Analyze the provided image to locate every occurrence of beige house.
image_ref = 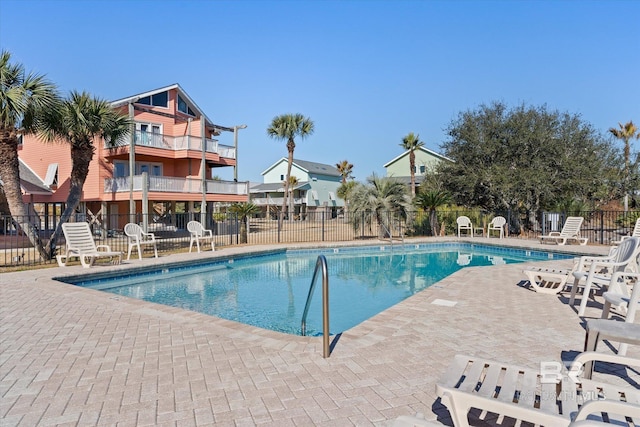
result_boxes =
[384,146,452,189]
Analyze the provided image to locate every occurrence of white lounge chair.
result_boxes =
[187,220,214,253]
[540,216,588,246]
[435,351,640,427]
[612,217,640,245]
[523,265,574,294]
[57,222,122,268]
[392,401,640,427]
[486,216,506,239]
[456,216,473,238]
[124,223,158,260]
[569,237,640,316]
[523,245,620,295]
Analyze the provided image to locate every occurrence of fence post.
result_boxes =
[599,211,604,245]
[321,211,325,242]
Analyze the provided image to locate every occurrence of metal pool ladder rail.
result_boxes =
[301,255,331,358]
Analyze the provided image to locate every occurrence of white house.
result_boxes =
[250,158,344,219]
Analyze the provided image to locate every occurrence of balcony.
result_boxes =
[110,131,236,159]
[251,197,305,206]
[105,175,248,195]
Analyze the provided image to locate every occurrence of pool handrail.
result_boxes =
[301,255,331,358]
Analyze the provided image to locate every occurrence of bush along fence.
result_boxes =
[1,209,638,268]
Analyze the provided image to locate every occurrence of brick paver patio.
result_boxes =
[1,238,638,426]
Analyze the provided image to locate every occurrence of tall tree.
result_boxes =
[348,173,412,238]
[335,159,354,184]
[267,114,314,228]
[0,50,61,259]
[414,189,451,236]
[439,101,618,226]
[609,121,640,211]
[337,180,357,218]
[400,132,424,197]
[39,91,130,256]
[229,202,260,243]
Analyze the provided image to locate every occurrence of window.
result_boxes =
[280,175,285,181]
[177,95,196,116]
[136,91,168,108]
[114,162,128,177]
[419,165,425,174]
[136,122,162,145]
[136,162,162,176]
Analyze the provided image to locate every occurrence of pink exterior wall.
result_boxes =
[17,86,246,209]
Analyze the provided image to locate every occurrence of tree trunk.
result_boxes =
[45,143,94,257]
[239,216,248,243]
[0,128,48,260]
[429,209,439,236]
[279,139,295,228]
[410,150,416,197]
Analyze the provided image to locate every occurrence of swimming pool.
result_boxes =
[57,242,572,336]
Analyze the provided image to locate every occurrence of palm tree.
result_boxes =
[229,202,260,243]
[609,121,640,211]
[414,189,451,236]
[0,50,61,259]
[337,180,357,218]
[335,160,354,184]
[348,173,412,238]
[267,114,314,228]
[39,90,130,256]
[400,132,425,197]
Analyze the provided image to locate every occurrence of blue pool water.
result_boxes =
[59,243,572,336]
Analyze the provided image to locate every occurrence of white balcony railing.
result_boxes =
[111,131,236,159]
[105,175,248,195]
[251,197,305,206]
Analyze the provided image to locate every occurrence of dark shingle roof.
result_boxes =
[292,159,341,177]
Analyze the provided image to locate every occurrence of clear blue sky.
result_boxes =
[2,0,639,183]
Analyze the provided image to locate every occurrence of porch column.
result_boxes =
[142,171,149,232]
[128,102,136,222]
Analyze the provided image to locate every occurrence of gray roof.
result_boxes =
[292,159,341,177]
[19,160,52,195]
[262,158,341,178]
[250,181,309,193]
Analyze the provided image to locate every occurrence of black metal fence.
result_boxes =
[1,209,638,268]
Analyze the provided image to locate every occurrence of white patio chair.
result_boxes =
[187,220,215,253]
[57,222,122,268]
[540,216,588,246]
[456,252,472,266]
[435,351,640,427]
[486,216,506,238]
[569,236,640,316]
[612,217,640,245]
[124,223,158,260]
[456,216,473,238]
[599,268,640,355]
